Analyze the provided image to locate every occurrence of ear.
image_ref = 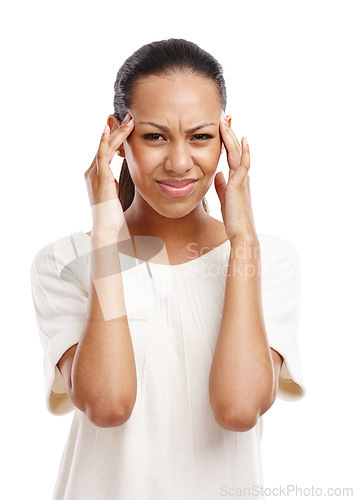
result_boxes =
[107,114,126,158]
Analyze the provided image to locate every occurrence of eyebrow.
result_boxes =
[138,121,217,133]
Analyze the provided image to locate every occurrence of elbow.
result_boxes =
[214,404,260,432]
[86,398,136,428]
[70,380,137,428]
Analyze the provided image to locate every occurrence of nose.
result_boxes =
[164,140,194,174]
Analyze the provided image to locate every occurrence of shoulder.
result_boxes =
[33,231,89,258]
[31,231,90,284]
[257,233,301,276]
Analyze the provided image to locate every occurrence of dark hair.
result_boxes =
[113,38,227,212]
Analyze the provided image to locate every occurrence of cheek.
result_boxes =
[197,143,222,171]
[123,140,155,188]
[125,136,221,175]
[125,137,160,167]
[124,136,141,163]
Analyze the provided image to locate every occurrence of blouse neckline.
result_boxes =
[78,231,230,269]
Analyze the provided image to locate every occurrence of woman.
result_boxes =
[30,38,306,499]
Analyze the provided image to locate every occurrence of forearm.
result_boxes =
[209,235,274,429]
[71,230,137,421]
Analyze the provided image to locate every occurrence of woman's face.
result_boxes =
[122,73,223,219]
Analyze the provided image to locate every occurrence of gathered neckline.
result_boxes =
[78,231,230,269]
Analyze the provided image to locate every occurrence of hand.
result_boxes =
[214,111,258,242]
[84,113,135,235]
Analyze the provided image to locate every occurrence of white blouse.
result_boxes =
[30,230,306,500]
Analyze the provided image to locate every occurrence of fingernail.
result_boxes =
[126,117,134,126]
[103,124,110,134]
[122,113,131,124]
[221,111,228,123]
[244,136,248,147]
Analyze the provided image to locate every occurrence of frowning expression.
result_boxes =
[122,72,223,218]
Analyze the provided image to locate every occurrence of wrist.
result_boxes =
[91,228,122,249]
[229,232,259,248]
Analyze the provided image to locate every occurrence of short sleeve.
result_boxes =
[259,234,306,402]
[30,232,89,416]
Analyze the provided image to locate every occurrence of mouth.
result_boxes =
[156,180,198,198]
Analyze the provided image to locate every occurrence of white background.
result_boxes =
[1,0,353,498]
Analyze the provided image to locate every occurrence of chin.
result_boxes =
[156,205,201,219]
[147,197,203,219]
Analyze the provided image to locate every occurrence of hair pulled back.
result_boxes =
[113,38,227,212]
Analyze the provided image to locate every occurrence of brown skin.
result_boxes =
[107,73,229,260]
[58,72,283,429]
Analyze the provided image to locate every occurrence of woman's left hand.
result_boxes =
[214,111,258,243]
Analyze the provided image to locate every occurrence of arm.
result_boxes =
[66,231,137,428]
[209,235,281,432]
[66,118,138,427]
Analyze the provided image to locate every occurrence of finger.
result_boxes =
[95,124,112,180]
[219,115,241,170]
[107,114,135,163]
[219,115,241,162]
[214,170,227,204]
[85,123,112,178]
[220,114,242,150]
[231,137,251,188]
[238,136,251,178]
[85,147,101,178]
[226,123,241,152]
[85,116,135,179]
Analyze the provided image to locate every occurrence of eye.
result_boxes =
[143,133,165,141]
[191,134,213,141]
[143,133,213,142]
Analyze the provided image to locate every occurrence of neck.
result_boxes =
[123,192,210,245]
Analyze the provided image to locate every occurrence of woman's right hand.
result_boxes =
[84,113,135,235]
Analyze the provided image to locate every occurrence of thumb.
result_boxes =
[214,171,226,204]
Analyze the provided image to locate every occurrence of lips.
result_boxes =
[157,178,197,187]
[157,179,198,198]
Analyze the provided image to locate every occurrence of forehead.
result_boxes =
[130,74,221,115]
